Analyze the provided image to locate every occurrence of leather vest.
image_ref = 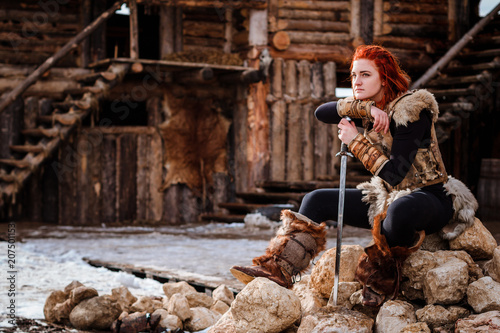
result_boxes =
[363,91,448,192]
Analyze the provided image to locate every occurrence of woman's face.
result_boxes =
[351,59,385,102]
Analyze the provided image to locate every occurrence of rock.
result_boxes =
[300,306,373,333]
[230,277,301,333]
[153,308,183,331]
[423,258,469,305]
[292,276,326,316]
[400,322,431,333]
[167,293,192,321]
[309,245,364,298]
[44,290,69,323]
[375,300,416,333]
[467,277,500,313]
[484,246,500,282]
[415,304,470,329]
[185,291,214,308]
[449,218,497,260]
[70,286,98,304]
[208,311,237,333]
[63,281,84,294]
[163,281,197,298]
[52,298,75,322]
[337,282,361,309]
[184,307,221,332]
[130,296,158,313]
[455,310,500,332]
[211,300,230,315]
[402,250,482,301]
[111,286,138,312]
[212,284,234,306]
[69,295,121,331]
[420,232,449,252]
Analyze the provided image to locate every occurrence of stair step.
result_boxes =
[0,159,32,168]
[427,87,474,98]
[73,71,117,83]
[38,113,82,126]
[427,72,489,87]
[9,145,45,154]
[0,173,16,183]
[21,127,60,137]
[236,191,305,204]
[64,86,103,95]
[199,213,246,223]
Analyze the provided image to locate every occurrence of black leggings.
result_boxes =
[298,188,454,247]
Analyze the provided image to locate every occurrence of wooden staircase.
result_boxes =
[0,63,130,219]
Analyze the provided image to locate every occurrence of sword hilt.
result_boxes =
[336,117,354,157]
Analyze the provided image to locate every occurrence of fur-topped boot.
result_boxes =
[230,210,327,288]
[355,212,425,307]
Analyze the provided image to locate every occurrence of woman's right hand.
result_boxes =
[371,106,389,133]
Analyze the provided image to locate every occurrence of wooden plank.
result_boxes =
[87,130,102,225]
[136,133,150,221]
[323,62,337,100]
[160,4,175,57]
[302,102,314,180]
[286,103,302,181]
[0,97,23,159]
[279,0,350,11]
[101,135,117,223]
[270,100,286,181]
[42,160,59,223]
[212,172,230,214]
[284,59,297,97]
[277,19,349,32]
[117,133,137,221]
[233,85,248,192]
[58,140,78,225]
[163,184,182,224]
[278,9,349,21]
[271,58,283,98]
[148,131,164,221]
[223,8,233,53]
[287,31,350,45]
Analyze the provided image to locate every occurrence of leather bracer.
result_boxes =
[349,134,389,175]
[337,97,375,121]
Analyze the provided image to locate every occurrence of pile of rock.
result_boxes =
[209,217,500,332]
[44,279,234,332]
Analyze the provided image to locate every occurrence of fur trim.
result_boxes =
[357,177,413,226]
[252,210,327,272]
[391,90,439,127]
[357,176,478,239]
[440,176,478,240]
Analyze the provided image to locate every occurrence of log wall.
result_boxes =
[0,0,82,67]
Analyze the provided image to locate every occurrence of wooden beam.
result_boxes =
[0,1,125,115]
[224,8,233,54]
[128,0,139,59]
[160,4,175,57]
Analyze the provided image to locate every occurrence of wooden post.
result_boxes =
[298,60,314,180]
[159,5,175,58]
[175,7,183,52]
[224,8,233,54]
[101,135,117,223]
[373,0,383,37]
[128,0,139,59]
[350,0,361,39]
[0,1,125,115]
[271,100,286,181]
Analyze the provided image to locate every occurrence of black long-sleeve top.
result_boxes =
[314,101,433,187]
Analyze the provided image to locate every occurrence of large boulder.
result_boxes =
[455,311,500,331]
[422,258,469,305]
[298,307,373,333]
[375,300,416,333]
[184,307,221,332]
[449,218,497,260]
[484,246,500,282]
[309,245,364,298]
[230,277,301,333]
[163,281,197,298]
[467,277,500,313]
[69,295,121,331]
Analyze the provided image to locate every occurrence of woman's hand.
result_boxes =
[371,106,389,133]
[338,118,358,145]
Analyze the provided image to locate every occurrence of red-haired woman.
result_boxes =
[230,45,477,306]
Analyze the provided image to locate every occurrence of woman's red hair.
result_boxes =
[350,45,410,109]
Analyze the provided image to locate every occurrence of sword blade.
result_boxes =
[328,147,349,306]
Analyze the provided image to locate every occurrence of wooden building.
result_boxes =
[0,0,499,224]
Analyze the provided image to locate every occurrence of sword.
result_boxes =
[328,116,353,307]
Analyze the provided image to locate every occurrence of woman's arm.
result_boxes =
[314,102,363,127]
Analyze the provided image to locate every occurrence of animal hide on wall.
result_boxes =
[158,91,231,193]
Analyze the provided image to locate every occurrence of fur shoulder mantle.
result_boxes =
[389,89,439,126]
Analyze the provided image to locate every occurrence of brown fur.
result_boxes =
[158,91,231,192]
[355,212,424,306]
[252,210,327,275]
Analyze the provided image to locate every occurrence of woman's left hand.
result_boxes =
[338,118,358,145]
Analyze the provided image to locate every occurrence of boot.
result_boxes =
[355,212,425,307]
[230,210,327,288]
